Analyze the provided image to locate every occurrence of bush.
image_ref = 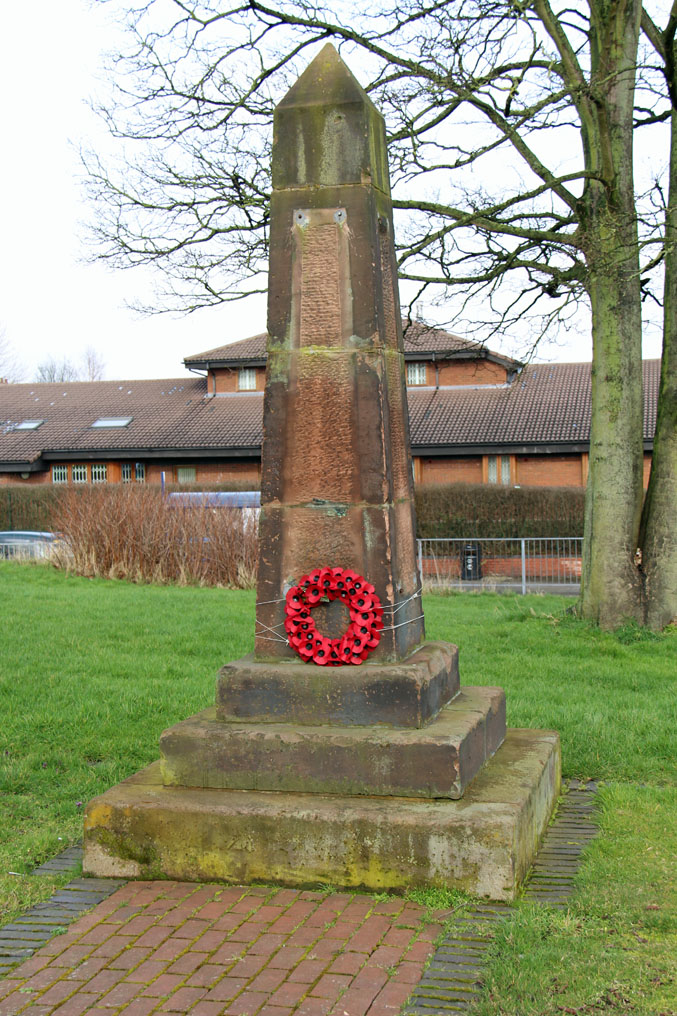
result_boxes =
[414,482,585,538]
[0,486,62,531]
[2,478,583,547]
[0,481,260,533]
[52,485,258,588]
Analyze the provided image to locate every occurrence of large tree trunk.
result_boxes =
[582,249,644,626]
[639,105,677,629]
[578,0,645,627]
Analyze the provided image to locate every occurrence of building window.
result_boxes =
[177,466,196,484]
[406,362,427,386]
[121,463,132,483]
[488,455,511,485]
[91,417,133,428]
[52,465,68,484]
[135,462,145,483]
[91,464,108,484]
[238,368,257,391]
[72,464,88,484]
[14,419,44,430]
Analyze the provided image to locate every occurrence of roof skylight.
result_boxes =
[91,417,133,428]
[14,419,44,430]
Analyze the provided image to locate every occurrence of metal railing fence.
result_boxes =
[417,537,583,595]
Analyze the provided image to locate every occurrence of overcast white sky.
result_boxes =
[0,1,664,383]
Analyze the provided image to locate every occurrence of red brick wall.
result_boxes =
[437,360,508,386]
[0,464,119,486]
[419,457,483,484]
[417,454,585,488]
[2,452,653,490]
[515,455,583,487]
[145,461,260,486]
[195,461,260,485]
[210,367,265,393]
[0,471,50,485]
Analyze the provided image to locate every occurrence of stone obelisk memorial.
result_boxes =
[84,46,560,899]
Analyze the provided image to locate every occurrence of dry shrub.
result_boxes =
[52,485,257,588]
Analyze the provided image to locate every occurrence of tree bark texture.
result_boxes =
[639,105,677,628]
[576,0,645,626]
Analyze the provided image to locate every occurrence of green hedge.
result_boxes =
[0,482,260,532]
[414,482,585,538]
[1,480,585,539]
[0,487,63,532]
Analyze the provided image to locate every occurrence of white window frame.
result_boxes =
[177,466,196,484]
[91,417,132,428]
[52,465,68,484]
[406,362,427,386]
[135,462,146,483]
[14,419,44,430]
[488,455,511,485]
[121,463,132,483]
[91,464,108,484]
[238,368,257,391]
[72,464,88,484]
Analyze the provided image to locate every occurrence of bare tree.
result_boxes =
[0,327,24,383]
[81,345,106,381]
[35,357,81,383]
[87,0,675,628]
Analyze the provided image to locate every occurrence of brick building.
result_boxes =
[0,322,658,488]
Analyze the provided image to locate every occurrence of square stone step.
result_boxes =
[84,727,560,900]
[160,685,505,800]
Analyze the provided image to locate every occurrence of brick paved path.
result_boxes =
[0,882,447,1016]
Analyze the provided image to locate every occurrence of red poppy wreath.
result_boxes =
[284,566,383,666]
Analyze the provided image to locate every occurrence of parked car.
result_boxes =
[0,531,60,560]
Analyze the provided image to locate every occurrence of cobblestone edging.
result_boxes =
[0,780,599,1014]
[402,781,600,1013]
[0,847,123,979]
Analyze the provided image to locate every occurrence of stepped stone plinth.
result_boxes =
[83,45,559,899]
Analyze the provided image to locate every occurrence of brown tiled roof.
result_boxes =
[0,378,262,468]
[185,332,269,364]
[0,361,659,470]
[400,320,513,360]
[184,322,521,368]
[410,360,659,448]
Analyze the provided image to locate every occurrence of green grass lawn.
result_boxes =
[0,563,675,1014]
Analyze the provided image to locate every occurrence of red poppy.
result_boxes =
[282,567,383,666]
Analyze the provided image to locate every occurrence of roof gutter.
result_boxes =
[413,439,655,456]
[183,358,266,371]
[39,447,263,462]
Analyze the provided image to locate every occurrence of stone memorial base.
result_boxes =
[160,685,505,800]
[216,642,461,728]
[83,727,560,901]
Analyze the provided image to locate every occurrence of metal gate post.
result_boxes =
[521,538,527,595]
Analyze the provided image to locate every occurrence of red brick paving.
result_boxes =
[0,882,444,1016]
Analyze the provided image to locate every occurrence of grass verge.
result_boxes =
[0,563,675,1013]
[472,784,677,1016]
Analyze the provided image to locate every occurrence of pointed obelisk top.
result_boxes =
[272,43,389,194]
[277,43,376,111]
